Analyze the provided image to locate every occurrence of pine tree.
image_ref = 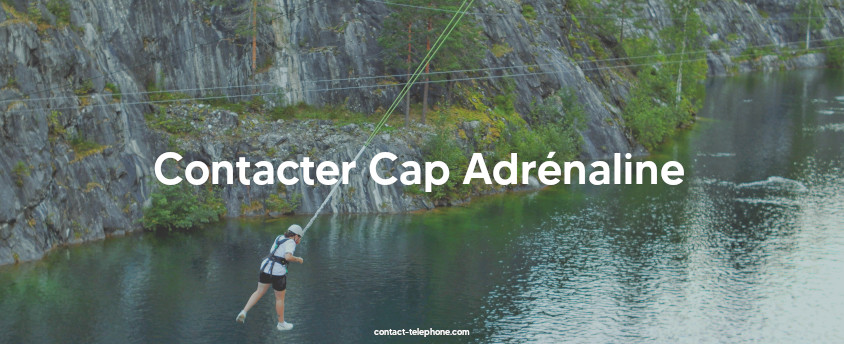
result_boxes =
[607,0,646,47]
[378,3,418,126]
[208,0,277,74]
[378,1,482,126]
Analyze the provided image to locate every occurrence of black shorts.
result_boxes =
[259,272,287,291]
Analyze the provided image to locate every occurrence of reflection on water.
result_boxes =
[1,70,843,343]
[479,69,844,343]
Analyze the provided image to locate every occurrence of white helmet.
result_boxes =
[287,224,304,236]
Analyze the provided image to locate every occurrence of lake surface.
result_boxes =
[1,70,843,343]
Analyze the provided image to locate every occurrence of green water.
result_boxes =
[1,70,843,343]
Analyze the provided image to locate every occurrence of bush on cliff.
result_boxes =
[422,125,471,202]
[620,1,708,150]
[827,38,844,69]
[141,183,225,231]
[520,88,585,163]
[622,64,697,150]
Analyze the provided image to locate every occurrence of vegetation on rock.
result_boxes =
[142,183,226,231]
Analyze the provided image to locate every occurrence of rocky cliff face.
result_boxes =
[162,104,437,216]
[1,0,842,265]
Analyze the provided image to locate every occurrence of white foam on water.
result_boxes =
[696,152,737,157]
[734,197,801,206]
[816,123,844,132]
[836,96,844,102]
[694,177,736,188]
[737,176,809,193]
[812,99,829,104]
[818,110,837,115]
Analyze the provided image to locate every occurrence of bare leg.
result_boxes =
[243,283,271,313]
[275,290,286,323]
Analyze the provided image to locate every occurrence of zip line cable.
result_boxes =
[301,0,476,234]
[11,0,841,102]
[5,40,843,115]
[4,35,842,107]
[6,46,844,115]
[369,0,843,21]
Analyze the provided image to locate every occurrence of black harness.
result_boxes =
[260,235,290,275]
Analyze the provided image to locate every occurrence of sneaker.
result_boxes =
[236,311,246,323]
[277,321,293,331]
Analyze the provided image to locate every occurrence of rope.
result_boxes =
[301,0,476,234]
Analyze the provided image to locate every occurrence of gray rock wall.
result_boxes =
[1,0,842,265]
[166,106,435,215]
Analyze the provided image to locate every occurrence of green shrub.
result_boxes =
[622,35,660,72]
[736,46,775,62]
[142,183,226,231]
[13,161,30,187]
[491,43,513,58]
[422,127,470,202]
[27,3,42,21]
[47,0,71,25]
[256,54,274,73]
[827,38,844,69]
[265,193,301,215]
[709,39,727,52]
[521,4,536,21]
[144,107,196,135]
[48,110,66,139]
[527,88,584,125]
[219,101,246,114]
[267,104,297,120]
[147,78,189,102]
[623,94,676,150]
[493,93,515,116]
[622,66,696,150]
[104,82,121,101]
[68,134,104,157]
[149,91,190,102]
[74,79,93,96]
[485,88,586,178]
[247,96,265,112]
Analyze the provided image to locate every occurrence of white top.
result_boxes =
[260,236,296,276]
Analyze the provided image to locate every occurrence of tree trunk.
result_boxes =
[252,0,257,73]
[422,76,429,124]
[676,7,689,104]
[405,22,412,127]
[805,8,811,50]
[422,18,431,124]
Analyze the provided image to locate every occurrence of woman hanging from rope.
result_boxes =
[236,224,305,331]
[233,0,474,332]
